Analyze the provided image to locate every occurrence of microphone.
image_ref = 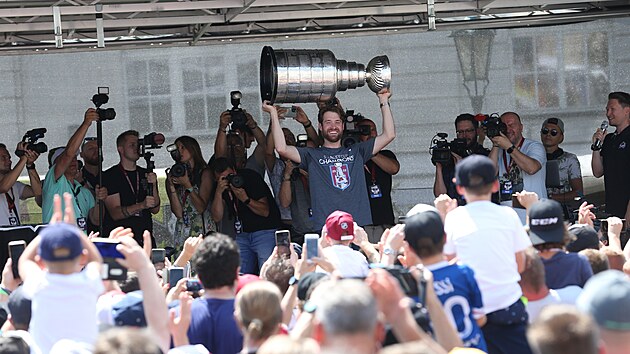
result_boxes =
[591,120,608,151]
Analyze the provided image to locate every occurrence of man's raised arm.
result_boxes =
[263,101,301,164]
[372,88,395,155]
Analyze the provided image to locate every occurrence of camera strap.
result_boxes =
[118,164,140,202]
[502,138,524,175]
[5,188,20,225]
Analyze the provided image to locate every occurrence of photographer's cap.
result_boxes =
[325,211,354,241]
[577,270,630,331]
[542,117,564,133]
[528,199,565,246]
[404,204,444,245]
[39,223,84,262]
[48,146,78,167]
[455,155,497,188]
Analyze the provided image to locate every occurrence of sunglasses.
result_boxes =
[541,127,560,136]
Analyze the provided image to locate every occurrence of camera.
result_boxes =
[429,133,471,166]
[92,87,116,121]
[170,163,189,178]
[138,132,164,195]
[342,110,371,147]
[226,173,245,188]
[229,91,248,132]
[16,128,48,157]
[478,113,507,138]
[296,134,308,148]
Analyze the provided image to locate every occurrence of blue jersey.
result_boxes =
[427,261,487,351]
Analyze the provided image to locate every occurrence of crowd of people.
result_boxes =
[0,89,627,353]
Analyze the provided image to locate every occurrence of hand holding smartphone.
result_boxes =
[8,240,26,279]
[305,233,319,260]
[92,239,127,280]
[275,230,291,257]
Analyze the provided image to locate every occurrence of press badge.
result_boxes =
[8,217,18,226]
[234,219,243,234]
[369,184,382,199]
[77,217,87,231]
[500,179,513,201]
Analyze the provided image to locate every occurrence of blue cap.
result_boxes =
[112,290,146,327]
[455,155,497,188]
[577,270,630,331]
[38,223,83,262]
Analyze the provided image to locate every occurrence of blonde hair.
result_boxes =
[235,280,282,341]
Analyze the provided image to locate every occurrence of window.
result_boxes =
[126,60,173,132]
[182,57,226,131]
[512,32,609,110]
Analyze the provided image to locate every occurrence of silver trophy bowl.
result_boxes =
[260,46,391,104]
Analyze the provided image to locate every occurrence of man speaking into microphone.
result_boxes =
[591,91,630,225]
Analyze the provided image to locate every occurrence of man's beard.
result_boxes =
[323,130,341,143]
[84,156,100,166]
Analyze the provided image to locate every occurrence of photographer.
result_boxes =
[0,141,42,226]
[214,99,267,177]
[42,108,107,229]
[433,114,489,205]
[266,88,395,232]
[79,137,99,191]
[489,111,547,208]
[210,157,281,275]
[165,136,215,247]
[356,118,400,243]
[102,130,161,247]
[265,105,320,243]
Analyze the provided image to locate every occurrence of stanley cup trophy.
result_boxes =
[260,46,391,104]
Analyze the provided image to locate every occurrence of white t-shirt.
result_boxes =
[498,138,548,199]
[0,182,26,226]
[526,285,582,323]
[319,244,369,278]
[444,201,532,314]
[23,266,104,354]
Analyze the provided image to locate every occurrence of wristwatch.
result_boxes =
[288,276,299,286]
[244,198,251,205]
[383,247,396,255]
[506,145,516,154]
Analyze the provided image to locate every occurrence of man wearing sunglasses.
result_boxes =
[540,118,583,209]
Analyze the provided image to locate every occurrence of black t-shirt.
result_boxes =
[221,168,281,233]
[364,150,397,225]
[601,126,630,217]
[441,143,490,205]
[102,164,154,246]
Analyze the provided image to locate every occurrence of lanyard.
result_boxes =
[119,164,140,202]
[5,188,20,224]
[364,163,377,184]
[502,138,525,174]
[72,182,86,216]
[229,191,240,220]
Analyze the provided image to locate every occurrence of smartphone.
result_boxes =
[8,240,26,279]
[168,267,185,288]
[511,194,524,209]
[93,239,125,259]
[284,105,298,118]
[600,219,627,234]
[275,230,291,257]
[305,233,319,259]
[186,279,203,292]
[151,248,166,264]
[370,264,419,298]
[397,215,406,224]
[101,259,127,281]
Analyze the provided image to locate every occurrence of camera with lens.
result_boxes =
[429,133,471,166]
[226,173,245,188]
[478,113,507,138]
[138,132,165,195]
[16,128,48,157]
[165,143,189,178]
[92,87,116,121]
[341,110,371,147]
[228,91,248,132]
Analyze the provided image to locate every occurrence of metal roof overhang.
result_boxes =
[0,0,628,52]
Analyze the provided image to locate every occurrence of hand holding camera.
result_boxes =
[230,185,249,203]
[219,111,232,131]
[490,132,512,150]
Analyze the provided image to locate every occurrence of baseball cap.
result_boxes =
[325,211,354,241]
[455,155,497,188]
[7,286,31,328]
[297,272,328,301]
[576,270,630,331]
[236,274,261,295]
[48,146,78,167]
[38,223,84,262]
[404,204,444,245]
[528,199,566,246]
[566,224,599,252]
[542,117,565,133]
[111,291,146,327]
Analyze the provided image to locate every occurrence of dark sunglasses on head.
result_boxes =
[541,127,559,136]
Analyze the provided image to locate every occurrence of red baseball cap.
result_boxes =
[325,210,355,241]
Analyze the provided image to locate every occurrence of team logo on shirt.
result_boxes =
[620,141,627,149]
[330,162,350,190]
